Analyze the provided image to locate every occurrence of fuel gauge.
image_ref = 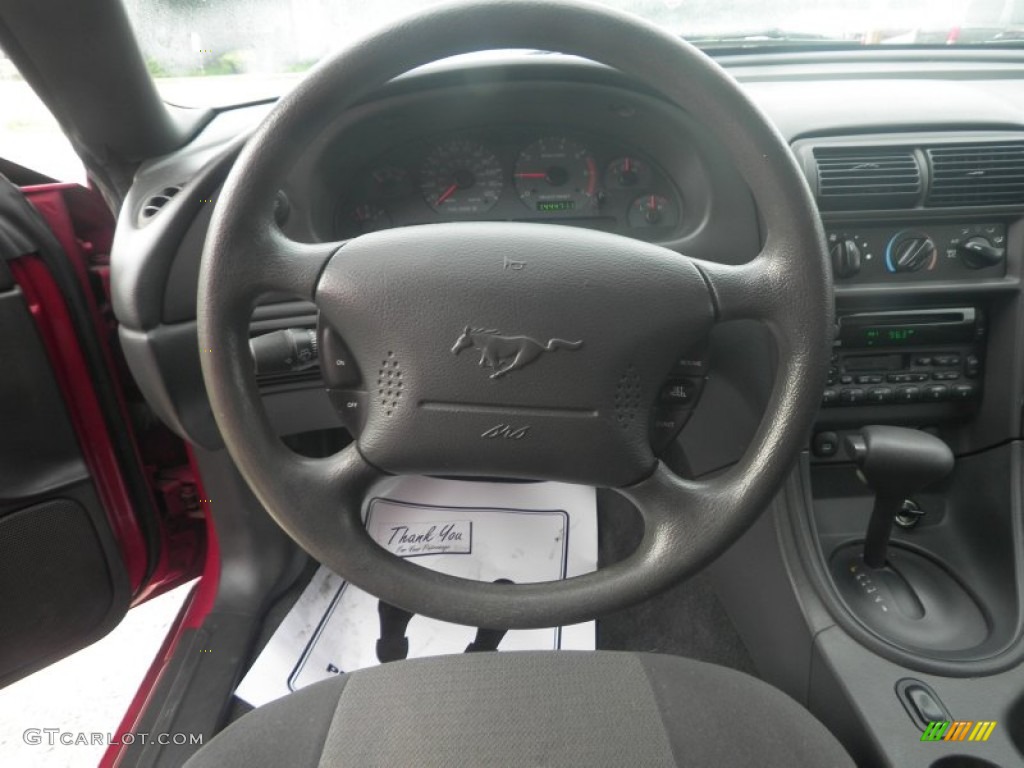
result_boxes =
[606,157,652,190]
[629,194,678,229]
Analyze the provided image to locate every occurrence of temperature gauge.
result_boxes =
[629,194,678,229]
[337,203,391,237]
[606,157,652,190]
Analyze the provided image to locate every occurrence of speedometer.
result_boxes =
[514,137,598,214]
[419,139,503,214]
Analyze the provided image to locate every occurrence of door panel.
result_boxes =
[0,262,130,685]
[0,177,204,687]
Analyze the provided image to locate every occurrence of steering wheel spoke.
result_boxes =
[252,232,349,301]
[693,248,786,323]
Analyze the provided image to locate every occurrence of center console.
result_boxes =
[710,133,1024,768]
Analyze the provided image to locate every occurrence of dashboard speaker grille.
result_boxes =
[926,143,1024,207]
[813,147,922,210]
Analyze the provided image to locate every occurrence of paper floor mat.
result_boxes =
[235,477,597,708]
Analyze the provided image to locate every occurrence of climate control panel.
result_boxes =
[826,222,1007,283]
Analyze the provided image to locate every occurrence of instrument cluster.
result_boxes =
[333,128,683,240]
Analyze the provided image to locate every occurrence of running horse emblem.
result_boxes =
[451,327,583,379]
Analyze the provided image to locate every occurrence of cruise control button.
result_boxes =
[319,326,361,388]
[328,389,368,434]
[660,378,702,408]
[651,410,691,454]
[671,343,709,376]
[923,384,949,402]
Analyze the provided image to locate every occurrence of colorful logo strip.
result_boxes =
[921,721,997,742]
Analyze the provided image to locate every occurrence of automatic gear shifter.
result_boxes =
[830,426,987,652]
[844,426,954,568]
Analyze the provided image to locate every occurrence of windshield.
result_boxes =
[122,0,1022,107]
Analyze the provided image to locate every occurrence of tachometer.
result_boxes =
[419,139,503,214]
[514,137,598,214]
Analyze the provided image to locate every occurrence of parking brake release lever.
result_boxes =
[844,426,954,569]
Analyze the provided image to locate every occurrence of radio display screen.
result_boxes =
[863,326,918,346]
[838,308,978,347]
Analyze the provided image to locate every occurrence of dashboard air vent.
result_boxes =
[926,143,1024,207]
[813,147,922,210]
[140,185,182,220]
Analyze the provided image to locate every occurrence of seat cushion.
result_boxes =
[186,651,853,768]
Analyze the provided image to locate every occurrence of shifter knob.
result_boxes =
[845,426,954,568]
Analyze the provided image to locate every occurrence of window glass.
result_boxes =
[0,51,87,184]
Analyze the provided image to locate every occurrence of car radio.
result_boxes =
[823,307,985,407]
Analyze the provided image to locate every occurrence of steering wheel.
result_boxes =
[197,0,832,629]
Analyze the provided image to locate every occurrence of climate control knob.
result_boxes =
[887,232,937,273]
[958,236,1005,270]
[829,237,861,278]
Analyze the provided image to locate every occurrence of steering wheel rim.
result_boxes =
[198,0,832,629]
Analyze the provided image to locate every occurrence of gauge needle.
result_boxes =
[435,183,459,205]
[515,172,548,179]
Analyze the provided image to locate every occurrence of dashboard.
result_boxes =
[112,53,1024,468]
[331,128,681,239]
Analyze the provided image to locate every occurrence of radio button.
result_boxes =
[839,375,854,385]
[914,356,933,366]
[951,384,977,400]
[867,387,894,403]
[896,386,921,402]
[840,388,866,405]
[856,375,883,385]
[923,384,950,401]
[822,388,840,406]
[887,374,909,383]
[909,373,930,383]
[933,354,961,366]
[965,354,981,378]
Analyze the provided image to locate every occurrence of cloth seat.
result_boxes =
[185,650,854,767]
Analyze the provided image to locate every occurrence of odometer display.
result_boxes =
[419,139,503,214]
[537,200,576,213]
